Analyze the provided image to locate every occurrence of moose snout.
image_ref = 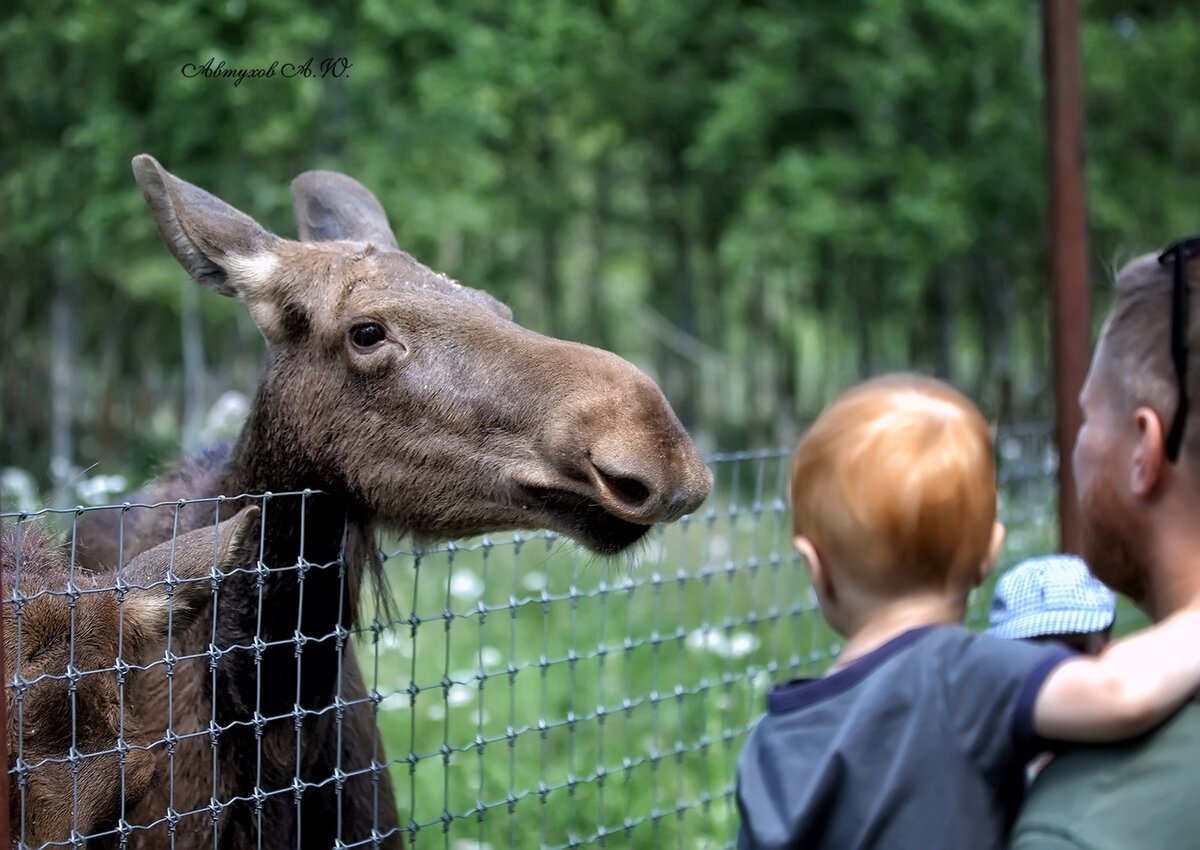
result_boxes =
[528,341,713,535]
[587,453,710,524]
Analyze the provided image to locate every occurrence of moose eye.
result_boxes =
[349,322,387,350]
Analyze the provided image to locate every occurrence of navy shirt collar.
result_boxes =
[768,625,940,714]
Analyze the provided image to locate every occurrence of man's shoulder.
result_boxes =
[1010,701,1200,849]
[1030,697,1200,792]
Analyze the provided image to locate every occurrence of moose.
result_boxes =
[69,156,712,849]
[3,509,259,847]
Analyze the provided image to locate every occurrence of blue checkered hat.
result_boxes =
[987,555,1116,640]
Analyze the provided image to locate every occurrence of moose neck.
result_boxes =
[213,379,381,714]
[222,372,369,571]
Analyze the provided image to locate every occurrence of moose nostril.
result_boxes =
[596,469,652,508]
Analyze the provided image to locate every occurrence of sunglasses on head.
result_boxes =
[1156,236,1200,463]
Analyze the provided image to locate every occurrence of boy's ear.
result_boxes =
[794,535,833,601]
[979,521,1006,584]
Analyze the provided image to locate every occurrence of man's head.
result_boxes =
[790,374,1002,630]
[1075,246,1200,613]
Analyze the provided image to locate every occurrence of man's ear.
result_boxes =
[1131,406,1167,498]
[794,535,834,603]
[980,521,1006,585]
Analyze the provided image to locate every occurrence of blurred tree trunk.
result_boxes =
[436,230,464,277]
[49,237,76,485]
[922,270,954,381]
[814,242,835,404]
[775,274,801,434]
[668,153,696,351]
[1,264,35,467]
[584,155,612,350]
[94,332,118,460]
[854,261,876,379]
[979,252,1014,422]
[180,279,206,453]
[667,147,697,425]
[536,134,562,336]
[750,269,772,443]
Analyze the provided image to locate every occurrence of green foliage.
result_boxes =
[4,2,1200,480]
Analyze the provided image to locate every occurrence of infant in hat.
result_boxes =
[989,555,1117,655]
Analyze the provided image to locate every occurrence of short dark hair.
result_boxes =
[1099,252,1200,465]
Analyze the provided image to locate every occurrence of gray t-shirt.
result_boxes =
[736,625,1071,850]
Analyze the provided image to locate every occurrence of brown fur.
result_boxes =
[3,509,259,847]
[72,157,712,850]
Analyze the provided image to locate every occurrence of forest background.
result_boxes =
[2,0,1197,505]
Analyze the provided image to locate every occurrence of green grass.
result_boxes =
[350,453,1064,849]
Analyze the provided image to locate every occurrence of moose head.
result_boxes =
[132,156,712,554]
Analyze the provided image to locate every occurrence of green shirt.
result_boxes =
[1009,702,1200,849]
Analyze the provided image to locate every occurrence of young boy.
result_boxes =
[736,374,1200,850]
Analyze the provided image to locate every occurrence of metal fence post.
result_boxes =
[1043,0,1091,555]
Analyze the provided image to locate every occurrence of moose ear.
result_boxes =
[290,170,401,250]
[119,506,261,660]
[132,154,283,299]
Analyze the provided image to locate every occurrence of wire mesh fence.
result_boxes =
[1,429,1061,849]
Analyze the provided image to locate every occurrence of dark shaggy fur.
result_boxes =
[3,511,257,847]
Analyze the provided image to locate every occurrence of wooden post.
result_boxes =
[1042,0,1091,555]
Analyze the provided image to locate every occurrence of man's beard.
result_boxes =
[1079,465,1151,611]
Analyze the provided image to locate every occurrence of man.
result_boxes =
[1010,239,1200,848]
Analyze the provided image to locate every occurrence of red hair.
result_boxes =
[791,374,996,593]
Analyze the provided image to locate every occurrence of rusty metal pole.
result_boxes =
[1043,0,1091,555]
[0,568,10,848]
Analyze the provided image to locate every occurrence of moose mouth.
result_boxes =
[519,486,652,555]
